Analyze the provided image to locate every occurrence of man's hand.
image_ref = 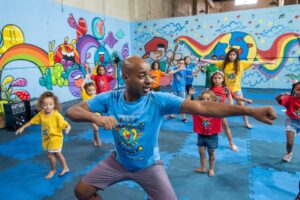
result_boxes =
[92,115,118,130]
[250,106,277,125]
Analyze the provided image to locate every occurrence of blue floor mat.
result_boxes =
[250,123,300,145]
[0,88,299,199]
[0,161,73,200]
[0,126,71,160]
[250,166,300,200]
[0,132,43,160]
[179,134,250,165]
[72,128,115,144]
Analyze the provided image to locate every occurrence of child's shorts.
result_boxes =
[285,117,300,134]
[48,148,62,153]
[197,134,218,150]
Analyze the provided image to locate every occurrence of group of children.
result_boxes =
[196,50,299,179]
[14,50,299,187]
[149,48,299,179]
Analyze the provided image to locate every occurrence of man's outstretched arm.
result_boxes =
[180,100,276,125]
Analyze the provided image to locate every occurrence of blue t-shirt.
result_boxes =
[87,90,184,171]
[185,63,195,85]
[171,66,187,92]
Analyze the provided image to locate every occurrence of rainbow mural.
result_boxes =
[174,32,300,78]
[256,32,300,77]
[0,44,50,74]
[174,34,225,58]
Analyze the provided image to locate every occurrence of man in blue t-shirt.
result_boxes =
[66,56,276,200]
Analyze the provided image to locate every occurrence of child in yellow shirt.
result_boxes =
[81,73,102,146]
[16,91,71,179]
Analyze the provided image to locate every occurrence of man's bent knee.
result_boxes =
[74,180,100,200]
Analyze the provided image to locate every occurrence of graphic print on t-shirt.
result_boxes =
[114,116,145,160]
[227,73,236,83]
[202,119,211,131]
[41,123,49,138]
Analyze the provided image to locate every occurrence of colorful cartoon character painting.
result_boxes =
[94,45,111,66]
[142,37,182,72]
[54,37,80,71]
[68,68,84,97]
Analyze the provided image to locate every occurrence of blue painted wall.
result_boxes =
[0,0,131,106]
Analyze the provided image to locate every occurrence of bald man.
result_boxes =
[66,56,276,200]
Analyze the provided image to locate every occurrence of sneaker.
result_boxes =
[182,118,188,123]
[282,153,293,162]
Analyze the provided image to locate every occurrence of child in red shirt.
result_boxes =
[192,90,222,177]
[276,81,300,162]
[91,64,117,94]
[210,71,252,152]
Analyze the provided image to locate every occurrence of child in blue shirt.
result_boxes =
[184,56,201,100]
[167,59,187,122]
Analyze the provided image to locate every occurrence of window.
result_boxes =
[235,0,257,6]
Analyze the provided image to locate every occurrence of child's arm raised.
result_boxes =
[253,59,277,65]
[81,73,91,90]
[113,63,118,79]
[275,92,290,104]
[199,58,217,65]
[168,68,185,75]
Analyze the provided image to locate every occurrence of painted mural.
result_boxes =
[1,2,300,109]
[132,5,300,88]
[0,0,130,106]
